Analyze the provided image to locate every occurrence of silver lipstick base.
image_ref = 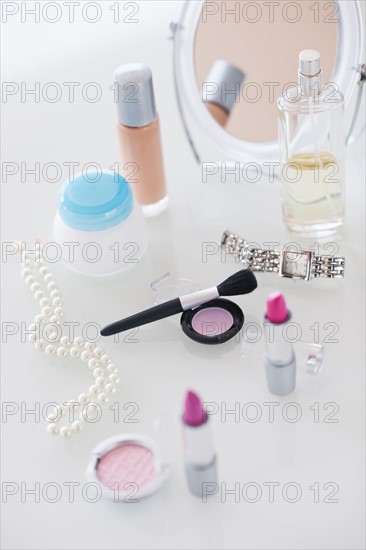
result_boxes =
[185,456,217,498]
[265,355,296,396]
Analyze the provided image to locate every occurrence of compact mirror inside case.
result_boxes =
[86,434,171,501]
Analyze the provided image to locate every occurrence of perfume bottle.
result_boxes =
[277,50,345,237]
[114,64,168,217]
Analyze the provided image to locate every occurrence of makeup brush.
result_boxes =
[100,270,257,336]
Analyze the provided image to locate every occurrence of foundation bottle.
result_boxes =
[203,59,245,127]
[114,64,168,217]
[277,50,345,237]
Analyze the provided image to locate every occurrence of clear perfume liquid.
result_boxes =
[282,152,344,235]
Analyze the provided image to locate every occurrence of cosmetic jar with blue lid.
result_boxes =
[53,170,148,276]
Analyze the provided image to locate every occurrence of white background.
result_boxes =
[1,1,365,549]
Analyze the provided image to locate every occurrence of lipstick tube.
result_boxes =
[114,64,167,217]
[182,391,217,498]
[264,293,296,396]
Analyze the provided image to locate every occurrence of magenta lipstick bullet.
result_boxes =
[182,390,217,498]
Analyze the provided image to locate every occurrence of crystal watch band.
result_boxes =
[221,230,345,281]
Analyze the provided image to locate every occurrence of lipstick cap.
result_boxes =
[114,63,157,127]
[185,456,218,498]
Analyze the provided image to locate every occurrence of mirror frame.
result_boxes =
[172,0,364,164]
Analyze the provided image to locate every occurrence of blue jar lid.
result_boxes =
[58,171,133,231]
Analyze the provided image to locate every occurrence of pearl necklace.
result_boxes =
[20,243,120,438]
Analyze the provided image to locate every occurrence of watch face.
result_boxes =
[280,250,311,280]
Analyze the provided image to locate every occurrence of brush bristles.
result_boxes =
[217,270,258,296]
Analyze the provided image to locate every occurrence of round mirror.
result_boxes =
[172,0,365,163]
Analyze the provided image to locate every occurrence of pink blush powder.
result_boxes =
[96,444,156,491]
[191,307,234,337]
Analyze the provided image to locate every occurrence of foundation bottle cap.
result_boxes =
[298,49,322,96]
[57,171,133,231]
[203,59,245,113]
[113,63,157,127]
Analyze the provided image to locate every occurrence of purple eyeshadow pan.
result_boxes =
[191,307,234,336]
[180,298,244,345]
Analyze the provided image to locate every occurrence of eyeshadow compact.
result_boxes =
[85,434,171,501]
[180,298,244,345]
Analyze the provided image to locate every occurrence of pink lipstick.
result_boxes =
[182,390,217,497]
[264,292,296,395]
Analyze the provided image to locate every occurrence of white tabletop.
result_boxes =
[1,2,365,549]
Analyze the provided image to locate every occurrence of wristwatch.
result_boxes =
[221,229,345,281]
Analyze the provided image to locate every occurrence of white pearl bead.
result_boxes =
[34,290,45,300]
[49,316,60,324]
[47,423,59,435]
[35,314,45,324]
[74,336,84,348]
[56,346,67,357]
[88,358,100,370]
[25,275,35,286]
[108,374,119,384]
[28,323,37,332]
[60,336,70,346]
[101,354,111,365]
[50,290,60,299]
[95,377,105,387]
[47,282,57,291]
[104,383,116,393]
[47,331,59,342]
[54,307,63,317]
[44,273,55,283]
[28,333,37,342]
[85,342,96,352]
[93,347,103,358]
[30,282,40,292]
[78,393,89,404]
[80,351,91,362]
[41,306,52,317]
[60,426,71,438]
[34,341,46,351]
[45,344,56,356]
[71,420,83,432]
[21,268,31,278]
[93,367,104,377]
[39,266,48,276]
[52,298,63,308]
[106,363,117,373]
[69,347,80,358]
[88,385,99,395]
[40,297,50,307]
[97,392,108,403]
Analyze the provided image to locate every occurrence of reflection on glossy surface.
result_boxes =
[195,0,337,141]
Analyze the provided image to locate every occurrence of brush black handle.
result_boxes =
[100,298,182,336]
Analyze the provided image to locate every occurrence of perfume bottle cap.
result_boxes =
[203,59,245,113]
[113,63,157,127]
[299,50,321,76]
[298,49,322,96]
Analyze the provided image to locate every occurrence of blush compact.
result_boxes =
[85,434,171,501]
[180,298,244,345]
